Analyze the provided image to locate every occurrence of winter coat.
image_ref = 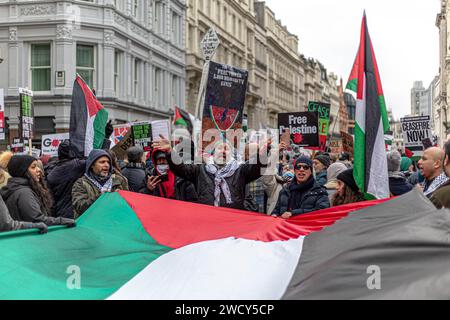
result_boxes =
[47,158,86,218]
[72,174,129,219]
[167,153,263,210]
[122,163,148,193]
[72,149,129,218]
[0,177,64,226]
[315,171,327,187]
[430,180,450,209]
[174,177,198,203]
[272,179,330,216]
[261,170,284,215]
[389,172,413,197]
[148,166,199,203]
[0,195,35,232]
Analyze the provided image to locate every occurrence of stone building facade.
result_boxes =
[0,0,186,145]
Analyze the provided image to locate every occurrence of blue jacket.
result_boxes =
[315,171,328,187]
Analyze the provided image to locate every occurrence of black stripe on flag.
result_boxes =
[363,18,382,192]
[282,189,450,300]
[70,78,88,158]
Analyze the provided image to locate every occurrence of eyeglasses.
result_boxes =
[295,164,311,171]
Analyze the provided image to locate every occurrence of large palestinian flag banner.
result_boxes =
[346,14,390,200]
[70,75,109,157]
[2,189,450,300]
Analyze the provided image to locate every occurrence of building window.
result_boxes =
[134,58,141,99]
[76,44,95,89]
[31,44,51,91]
[114,50,122,96]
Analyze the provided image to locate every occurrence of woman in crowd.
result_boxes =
[72,149,129,218]
[0,155,75,227]
[325,162,348,200]
[272,156,330,218]
[332,169,365,206]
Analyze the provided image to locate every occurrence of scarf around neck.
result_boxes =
[205,159,241,207]
[85,171,113,193]
[423,172,449,197]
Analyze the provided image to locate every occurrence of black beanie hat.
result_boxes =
[8,155,37,178]
[337,169,360,193]
[314,155,331,168]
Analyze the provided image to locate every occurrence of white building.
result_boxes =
[0,0,186,146]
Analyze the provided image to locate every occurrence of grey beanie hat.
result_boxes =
[387,150,401,173]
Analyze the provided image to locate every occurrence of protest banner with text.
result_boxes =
[401,116,432,158]
[307,101,331,152]
[278,112,320,151]
[201,61,248,151]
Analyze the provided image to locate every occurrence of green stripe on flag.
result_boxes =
[354,123,376,201]
[93,108,108,149]
[0,193,172,300]
[379,95,390,133]
[346,79,358,93]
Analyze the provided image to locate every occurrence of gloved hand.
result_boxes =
[57,217,77,228]
[32,222,48,234]
[105,120,114,140]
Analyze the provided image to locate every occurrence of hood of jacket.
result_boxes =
[86,150,113,175]
[0,177,30,201]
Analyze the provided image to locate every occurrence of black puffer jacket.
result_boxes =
[167,153,262,210]
[272,179,330,216]
[47,158,86,218]
[122,163,148,193]
[1,177,70,226]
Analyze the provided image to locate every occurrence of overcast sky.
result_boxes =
[264,0,440,120]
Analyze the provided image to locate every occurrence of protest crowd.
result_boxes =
[1,113,449,235]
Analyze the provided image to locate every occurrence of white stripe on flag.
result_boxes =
[109,237,305,300]
[85,115,95,156]
[355,75,366,133]
[367,119,390,199]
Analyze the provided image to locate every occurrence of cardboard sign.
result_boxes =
[19,88,34,140]
[341,131,354,155]
[131,121,152,152]
[113,124,131,145]
[278,112,320,149]
[201,62,248,150]
[200,28,220,60]
[111,129,134,160]
[401,116,432,158]
[151,119,170,142]
[41,133,70,156]
[307,101,331,152]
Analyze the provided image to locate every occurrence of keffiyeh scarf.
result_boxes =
[205,159,241,207]
[423,172,449,198]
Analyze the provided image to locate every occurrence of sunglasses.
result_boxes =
[295,164,311,171]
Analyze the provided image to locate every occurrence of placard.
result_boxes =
[131,121,152,152]
[278,112,320,149]
[41,133,70,156]
[400,116,432,158]
[307,101,331,152]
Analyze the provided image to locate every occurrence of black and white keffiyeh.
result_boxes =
[205,159,241,207]
[423,172,449,198]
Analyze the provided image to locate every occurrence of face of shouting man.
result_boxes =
[418,147,444,181]
[92,156,111,177]
[213,142,233,166]
[294,162,313,184]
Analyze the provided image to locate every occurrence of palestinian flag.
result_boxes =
[173,106,194,135]
[70,75,109,157]
[1,190,450,299]
[346,13,390,200]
